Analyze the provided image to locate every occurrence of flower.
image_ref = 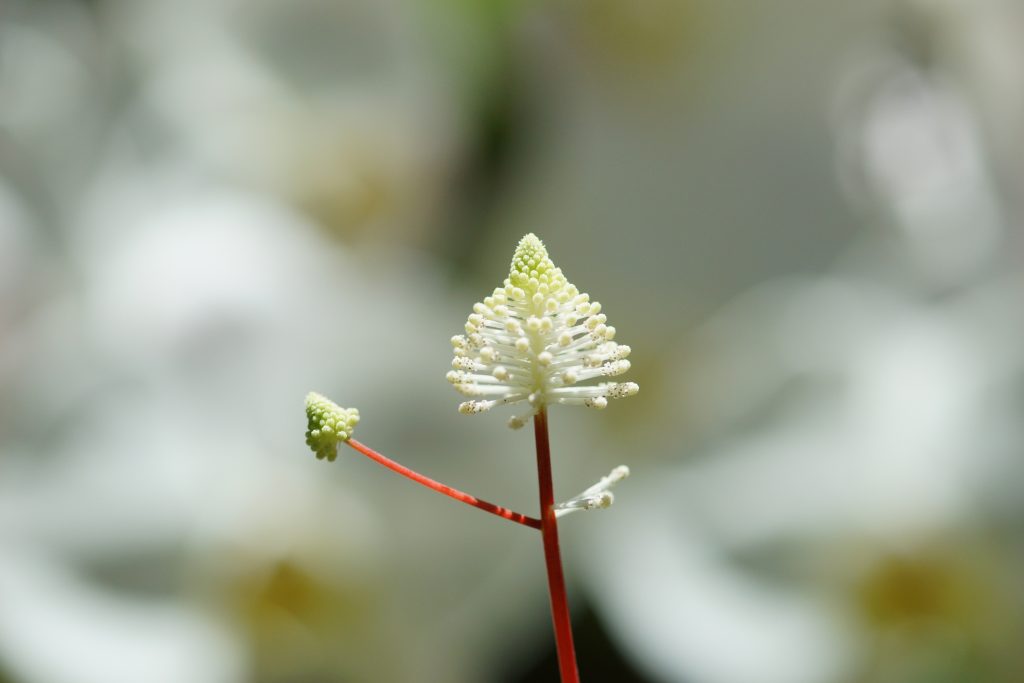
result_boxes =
[448,234,638,427]
[305,392,360,461]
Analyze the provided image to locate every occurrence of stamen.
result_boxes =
[448,233,638,424]
[555,465,629,519]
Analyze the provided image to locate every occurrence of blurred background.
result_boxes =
[1,0,1023,682]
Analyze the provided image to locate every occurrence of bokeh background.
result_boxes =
[2,0,1023,682]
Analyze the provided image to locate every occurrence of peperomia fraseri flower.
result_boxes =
[450,233,636,682]
[448,233,638,425]
[303,234,635,683]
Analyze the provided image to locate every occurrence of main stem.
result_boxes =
[533,407,580,683]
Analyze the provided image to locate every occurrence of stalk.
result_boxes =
[533,407,580,683]
[346,439,541,530]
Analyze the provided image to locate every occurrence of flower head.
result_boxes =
[305,392,359,461]
[448,234,638,427]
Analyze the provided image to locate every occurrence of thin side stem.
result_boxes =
[533,408,580,683]
[345,439,541,530]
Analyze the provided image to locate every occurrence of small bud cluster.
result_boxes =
[305,392,360,461]
[449,234,638,426]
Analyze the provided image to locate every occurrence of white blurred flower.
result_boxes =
[0,186,555,683]
[579,271,1024,683]
[0,553,241,683]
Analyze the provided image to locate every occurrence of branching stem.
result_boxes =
[346,439,541,530]
[345,411,581,683]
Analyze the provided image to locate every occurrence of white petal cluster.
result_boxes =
[448,234,638,427]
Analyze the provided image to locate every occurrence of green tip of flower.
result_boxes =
[509,233,568,296]
[304,392,359,462]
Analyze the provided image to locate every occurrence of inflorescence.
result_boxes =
[448,234,639,427]
[305,392,360,461]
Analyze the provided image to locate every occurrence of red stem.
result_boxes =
[533,408,580,683]
[345,439,541,530]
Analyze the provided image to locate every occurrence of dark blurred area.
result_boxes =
[2,1,1023,682]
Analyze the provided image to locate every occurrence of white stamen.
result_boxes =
[555,465,629,518]
[448,234,638,425]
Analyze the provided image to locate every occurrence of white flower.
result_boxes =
[448,234,638,427]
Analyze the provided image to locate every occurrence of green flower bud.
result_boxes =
[305,392,360,462]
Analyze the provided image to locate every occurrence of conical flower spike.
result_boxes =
[449,233,638,424]
[305,392,360,461]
